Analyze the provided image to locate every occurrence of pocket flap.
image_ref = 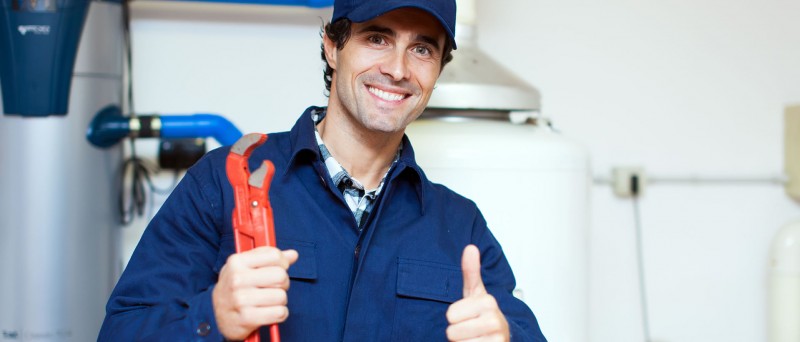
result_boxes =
[280,238,317,280]
[396,258,462,303]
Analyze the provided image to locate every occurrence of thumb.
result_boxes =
[462,244,487,297]
[283,249,299,267]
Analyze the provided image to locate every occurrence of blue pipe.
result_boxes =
[172,0,332,8]
[87,105,243,148]
[86,105,132,148]
[161,114,243,146]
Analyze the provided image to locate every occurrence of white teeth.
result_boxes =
[368,86,404,101]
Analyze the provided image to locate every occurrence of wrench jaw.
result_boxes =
[248,161,277,248]
[249,161,275,190]
[231,133,267,157]
[226,133,269,249]
[226,134,272,253]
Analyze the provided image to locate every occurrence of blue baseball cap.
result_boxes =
[332,0,457,49]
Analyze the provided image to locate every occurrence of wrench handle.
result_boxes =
[251,161,279,342]
[241,161,279,342]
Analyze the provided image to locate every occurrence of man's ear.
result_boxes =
[323,32,338,70]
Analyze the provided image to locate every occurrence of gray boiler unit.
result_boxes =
[0,0,123,340]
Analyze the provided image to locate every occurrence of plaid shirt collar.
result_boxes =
[311,109,402,229]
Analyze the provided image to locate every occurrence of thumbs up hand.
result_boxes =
[445,245,510,341]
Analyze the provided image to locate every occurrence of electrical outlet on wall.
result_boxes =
[785,105,800,201]
[612,167,646,197]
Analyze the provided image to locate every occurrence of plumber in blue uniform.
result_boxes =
[99,0,547,340]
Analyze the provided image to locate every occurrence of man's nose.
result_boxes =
[380,48,410,82]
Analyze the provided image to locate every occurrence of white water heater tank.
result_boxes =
[406,112,590,341]
[769,220,800,342]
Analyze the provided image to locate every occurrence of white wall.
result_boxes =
[126,1,800,341]
[476,1,800,341]
[124,1,331,259]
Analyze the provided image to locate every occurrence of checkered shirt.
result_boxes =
[312,110,401,230]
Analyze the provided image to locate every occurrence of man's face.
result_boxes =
[324,7,446,135]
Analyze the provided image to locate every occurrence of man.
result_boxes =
[99,0,547,341]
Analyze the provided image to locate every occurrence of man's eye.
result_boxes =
[368,35,384,44]
[414,46,431,56]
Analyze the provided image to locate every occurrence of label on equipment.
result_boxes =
[17,25,50,36]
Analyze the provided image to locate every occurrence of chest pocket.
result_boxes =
[281,238,317,280]
[213,235,317,281]
[396,258,462,302]
[393,258,463,341]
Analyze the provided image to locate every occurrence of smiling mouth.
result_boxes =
[368,86,408,102]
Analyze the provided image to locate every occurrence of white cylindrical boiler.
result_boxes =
[769,220,800,342]
[406,112,590,342]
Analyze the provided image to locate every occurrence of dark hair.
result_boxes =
[320,19,454,94]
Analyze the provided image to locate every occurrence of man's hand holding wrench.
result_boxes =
[213,133,297,342]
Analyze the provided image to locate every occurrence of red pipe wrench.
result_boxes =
[225,133,280,342]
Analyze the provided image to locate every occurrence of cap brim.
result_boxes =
[343,2,457,49]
